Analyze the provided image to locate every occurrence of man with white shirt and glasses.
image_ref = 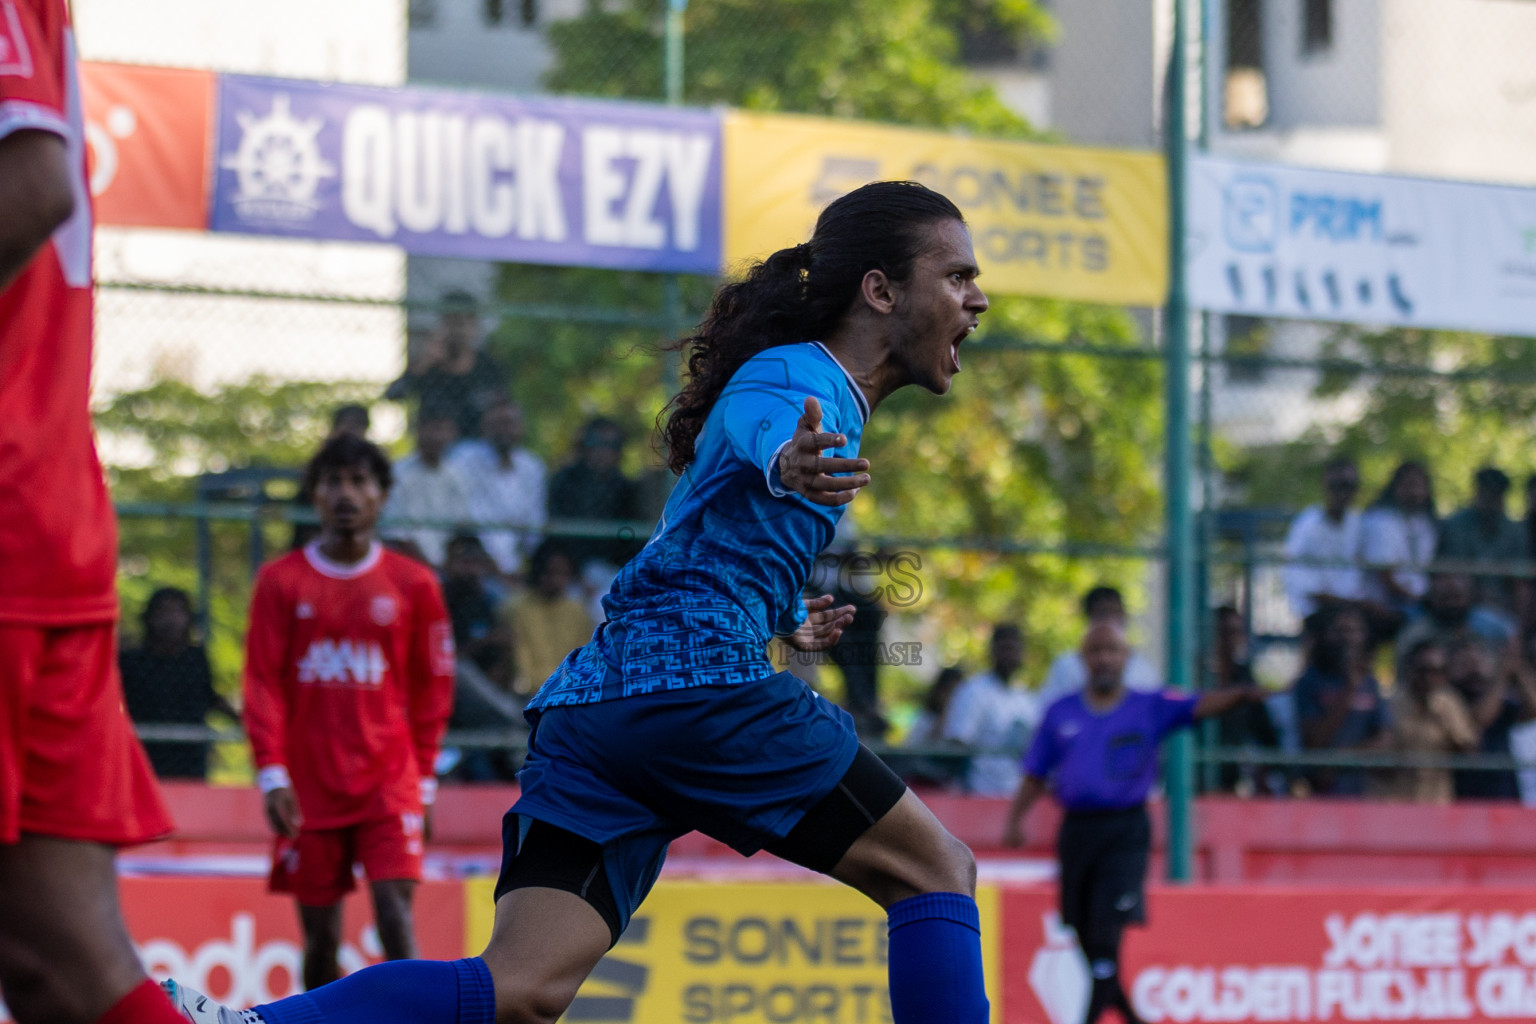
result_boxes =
[1283,456,1366,623]
[382,413,475,567]
[450,399,547,576]
[942,623,1038,796]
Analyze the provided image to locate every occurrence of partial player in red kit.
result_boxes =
[0,2,186,1023]
[244,434,455,992]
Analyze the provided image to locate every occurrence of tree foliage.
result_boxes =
[546,0,1050,135]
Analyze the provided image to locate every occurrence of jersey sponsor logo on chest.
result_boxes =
[297,638,387,687]
[0,2,35,78]
[370,594,398,626]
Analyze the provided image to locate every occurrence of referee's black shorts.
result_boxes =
[1056,805,1151,943]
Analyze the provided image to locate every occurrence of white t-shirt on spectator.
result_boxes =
[1036,649,1162,709]
[1359,507,1437,605]
[382,454,474,566]
[1282,506,1365,619]
[449,440,548,574]
[941,671,1040,797]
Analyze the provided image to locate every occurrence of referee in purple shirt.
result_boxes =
[1004,621,1264,1024]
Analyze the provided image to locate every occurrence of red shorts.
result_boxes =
[0,623,174,846]
[270,812,425,906]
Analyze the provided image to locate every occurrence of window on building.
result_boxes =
[483,0,536,27]
[408,0,437,29]
[957,13,1022,67]
[1302,0,1333,55]
[1225,0,1268,128]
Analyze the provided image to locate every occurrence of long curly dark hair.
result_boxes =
[658,181,964,474]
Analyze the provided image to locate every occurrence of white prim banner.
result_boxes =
[1188,154,1536,338]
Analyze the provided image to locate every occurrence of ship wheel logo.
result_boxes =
[222,93,336,224]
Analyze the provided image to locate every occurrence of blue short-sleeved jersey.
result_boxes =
[1023,689,1199,812]
[527,342,870,713]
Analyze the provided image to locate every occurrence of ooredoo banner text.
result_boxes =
[80,62,214,229]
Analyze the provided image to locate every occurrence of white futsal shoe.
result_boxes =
[159,979,264,1024]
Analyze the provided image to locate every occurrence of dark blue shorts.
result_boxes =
[509,671,860,931]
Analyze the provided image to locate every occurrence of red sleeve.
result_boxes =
[407,571,456,784]
[242,566,292,772]
[0,1,68,137]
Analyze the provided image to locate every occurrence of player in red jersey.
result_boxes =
[244,434,456,992]
[0,3,185,1023]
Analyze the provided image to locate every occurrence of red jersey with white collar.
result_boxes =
[0,0,117,625]
[243,542,456,828]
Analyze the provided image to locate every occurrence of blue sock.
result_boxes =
[887,892,990,1024]
[255,957,494,1024]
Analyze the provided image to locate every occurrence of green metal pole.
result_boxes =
[1163,0,1196,883]
[664,0,686,105]
[662,0,688,391]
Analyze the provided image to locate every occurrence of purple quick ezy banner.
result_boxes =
[211,74,722,274]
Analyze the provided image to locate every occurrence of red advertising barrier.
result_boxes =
[80,62,213,229]
[1005,886,1536,1024]
[119,878,463,1007]
[19,873,1535,1023]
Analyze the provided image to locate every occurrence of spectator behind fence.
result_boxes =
[898,666,969,788]
[449,399,547,576]
[818,538,891,741]
[942,623,1039,797]
[381,412,474,567]
[118,587,237,780]
[1295,604,1388,797]
[440,532,512,687]
[1448,638,1536,801]
[1438,466,1528,631]
[547,417,646,572]
[1210,605,1282,796]
[1282,456,1366,622]
[1393,571,1514,680]
[1525,474,1536,628]
[1360,460,1438,628]
[384,289,506,440]
[503,540,595,697]
[1391,641,1477,804]
[292,403,372,551]
[1038,586,1161,706]
[906,665,966,747]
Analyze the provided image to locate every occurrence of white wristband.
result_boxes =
[258,765,292,794]
[419,777,438,806]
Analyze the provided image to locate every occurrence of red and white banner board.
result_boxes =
[12,877,1536,1022]
[80,62,214,229]
[121,878,464,1007]
[1007,887,1536,1024]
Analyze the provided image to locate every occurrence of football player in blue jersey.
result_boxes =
[164,180,991,1024]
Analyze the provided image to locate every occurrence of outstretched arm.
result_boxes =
[783,593,856,653]
[1194,684,1267,721]
[776,397,870,507]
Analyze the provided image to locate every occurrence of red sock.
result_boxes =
[96,979,185,1024]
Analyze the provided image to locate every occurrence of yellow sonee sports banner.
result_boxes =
[723,110,1168,307]
[465,879,1003,1023]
